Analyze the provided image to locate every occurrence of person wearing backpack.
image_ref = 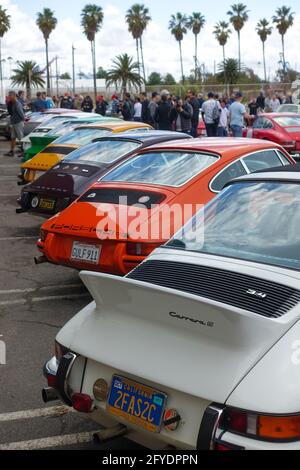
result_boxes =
[201,92,220,137]
[81,95,94,113]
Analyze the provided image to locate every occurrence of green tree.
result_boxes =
[164,73,177,85]
[125,4,151,83]
[36,8,57,96]
[272,6,295,75]
[187,12,205,81]
[96,67,107,79]
[256,19,272,82]
[11,61,45,99]
[81,4,104,103]
[227,3,249,72]
[60,72,71,80]
[169,13,188,84]
[147,71,163,86]
[106,53,144,97]
[218,58,240,88]
[0,6,10,96]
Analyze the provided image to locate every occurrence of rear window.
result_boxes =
[102,151,219,187]
[64,140,141,164]
[273,116,300,127]
[55,128,112,146]
[47,121,80,137]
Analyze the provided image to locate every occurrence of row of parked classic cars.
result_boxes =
[15,106,300,450]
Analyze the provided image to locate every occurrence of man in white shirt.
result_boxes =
[218,100,230,136]
[133,97,142,122]
[269,94,281,112]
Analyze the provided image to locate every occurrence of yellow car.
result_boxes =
[21,121,153,183]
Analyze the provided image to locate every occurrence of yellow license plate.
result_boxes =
[39,198,55,210]
[107,375,167,433]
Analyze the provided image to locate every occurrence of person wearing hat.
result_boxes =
[229,92,248,138]
[95,95,107,116]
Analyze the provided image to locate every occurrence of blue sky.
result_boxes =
[15,0,300,24]
[2,0,300,80]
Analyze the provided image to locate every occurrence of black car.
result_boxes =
[17,130,192,217]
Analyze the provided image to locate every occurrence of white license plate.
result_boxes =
[70,242,101,264]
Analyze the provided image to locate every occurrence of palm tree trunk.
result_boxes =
[262,41,267,83]
[179,40,184,84]
[223,45,226,86]
[136,38,140,76]
[238,30,241,73]
[135,38,142,92]
[194,34,198,82]
[281,34,286,75]
[139,36,146,84]
[45,38,50,96]
[91,40,97,107]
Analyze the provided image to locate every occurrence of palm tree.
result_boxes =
[256,19,272,82]
[106,53,144,97]
[125,4,151,84]
[187,12,205,82]
[227,3,249,72]
[214,21,232,65]
[169,13,188,84]
[272,6,295,75]
[0,7,10,98]
[218,58,240,93]
[81,4,104,104]
[11,61,45,99]
[214,21,231,85]
[36,8,57,96]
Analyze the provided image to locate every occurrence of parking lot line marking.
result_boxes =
[32,293,90,302]
[0,405,72,422]
[0,284,83,295]
[0,236,37,241]
[0,432,94,450]
[0,194,19,197]
[0,299,26,306]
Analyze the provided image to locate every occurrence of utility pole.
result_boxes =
[55,56,59,97]
[72,45,76,95]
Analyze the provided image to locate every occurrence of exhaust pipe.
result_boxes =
[34,255,48,265]
[93,424,127,444]
[16,208,26,214]
[42,387,59,403]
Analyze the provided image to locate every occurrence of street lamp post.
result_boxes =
[72,45,76,95]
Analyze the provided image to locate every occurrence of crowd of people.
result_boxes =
[3,86,296,158]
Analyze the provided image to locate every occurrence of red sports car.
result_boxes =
[243,113,300,160]
[36,138,294,275]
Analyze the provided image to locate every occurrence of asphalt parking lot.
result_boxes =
[0,138,139,450]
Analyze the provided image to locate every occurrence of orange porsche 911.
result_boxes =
[36,138,294,275]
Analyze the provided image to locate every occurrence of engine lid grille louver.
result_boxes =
[127,260,300,319]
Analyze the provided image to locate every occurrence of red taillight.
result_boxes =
[126,242,159,257]
[225,408,248,434]
[72,393,93,413]
[47,374,57,388]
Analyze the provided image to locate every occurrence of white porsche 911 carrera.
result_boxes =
[43,166,300,450]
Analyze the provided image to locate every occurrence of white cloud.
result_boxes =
[0,0,299,85]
